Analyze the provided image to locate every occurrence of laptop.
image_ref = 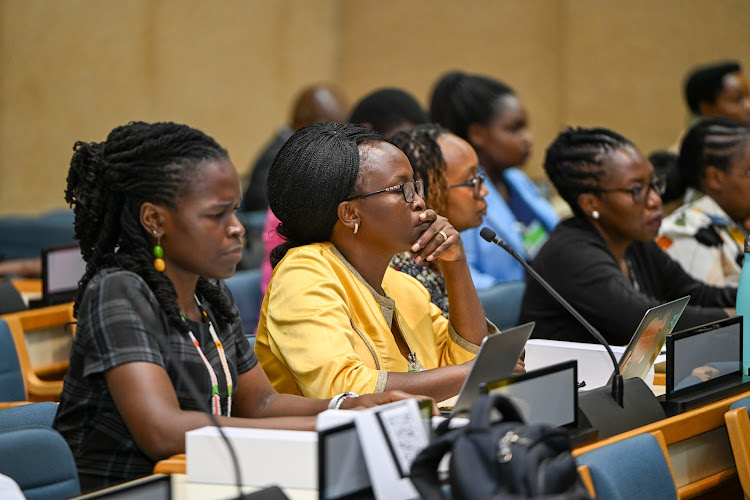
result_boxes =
[31,244,86,308]
[659,316,749,415]
[610,296,690,382]
[440,322,535,416]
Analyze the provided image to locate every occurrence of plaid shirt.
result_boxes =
[53,268,256,486]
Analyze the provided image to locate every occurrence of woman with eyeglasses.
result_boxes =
[658,117,750,286]
[389,124,488,317]
[430,71,559,289]
[255,123,507,402]
[518,126,736,345]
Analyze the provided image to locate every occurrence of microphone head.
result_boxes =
[480,227,497,242]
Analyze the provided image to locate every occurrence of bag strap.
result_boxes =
[466,393,525,433]
[409,427,460,500]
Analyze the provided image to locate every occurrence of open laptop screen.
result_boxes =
[666,316,742,398]
[616,296,689,381]
[42,244,85,305]
[485,360,578,428]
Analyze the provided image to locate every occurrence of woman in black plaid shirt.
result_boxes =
[52,121,417,492]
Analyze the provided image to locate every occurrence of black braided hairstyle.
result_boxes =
[390,123,450,216]
[65,121,238,334]
[267,122,388,267]
[678,116,750,190]
[543,127,633,217]
[429,70,514,141]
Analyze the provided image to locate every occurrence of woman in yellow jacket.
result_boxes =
[255,123,523,402]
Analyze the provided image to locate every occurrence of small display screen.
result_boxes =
[670,319,741,394]
[486,360,577,428]
[319,424,374,500]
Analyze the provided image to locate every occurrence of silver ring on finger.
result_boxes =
[438,230,448,242]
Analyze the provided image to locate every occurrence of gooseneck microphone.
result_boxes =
[479,227,624,406]
[479,227,667,438]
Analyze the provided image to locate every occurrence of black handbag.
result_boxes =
[410,393,591,500]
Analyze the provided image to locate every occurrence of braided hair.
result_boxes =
[65,121,237,334]
[543,127,633,217]
[267,122,388,267]
[390,123,450,216]
[678,117,750,190]
[429,71,514,141]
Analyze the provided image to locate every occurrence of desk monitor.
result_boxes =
[318,422,374,500]
[41,243,86,306]
[665,316,743,400]
[485,360,578,428]
[614,296,690,382]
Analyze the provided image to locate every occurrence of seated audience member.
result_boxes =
[684,61,750,126]
[256,123,522,402]
[648,150,684,216]
[348,87,429,137]
[257,87,431,296]
[430,71,558,289]
[519,126,736,345]
[389,124,488,317]
[659,118,750,286]
[52,121,414,492]
[242,83,349,212]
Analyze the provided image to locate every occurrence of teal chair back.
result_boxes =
[576,433,677,500]
[0,318,26,402]
[225,268,263,337]
[0,401,58,429]
[0,426,80,500]
[477,281,525,331]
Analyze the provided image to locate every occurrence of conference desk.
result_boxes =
[74,474,315,500]
[154,387,750,499]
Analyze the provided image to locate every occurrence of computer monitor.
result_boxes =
[318,422,374,500]
[40,244,85,306]
[485,360,578,428]
[666,316,743,398]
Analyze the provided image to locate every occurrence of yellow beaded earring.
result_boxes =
[153,232,165,272]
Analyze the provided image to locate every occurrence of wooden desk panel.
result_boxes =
[573,390,750,498]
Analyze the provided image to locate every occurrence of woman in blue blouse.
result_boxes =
[430,71,559,288]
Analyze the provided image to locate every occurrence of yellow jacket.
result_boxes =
[255,242,483,398]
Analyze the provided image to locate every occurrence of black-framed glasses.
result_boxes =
[346,179,424,203]
[598,176,666,204]
[450,172,486,199]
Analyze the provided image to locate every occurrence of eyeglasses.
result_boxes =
[450,173,486,199]
[598,176,666,204]
[346,179,425,203]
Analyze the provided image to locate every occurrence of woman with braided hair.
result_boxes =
[658,117,750,286]
[389,123,489,317]
[255,122,516,403]
[52,121,417,492]
[518,126,736,345]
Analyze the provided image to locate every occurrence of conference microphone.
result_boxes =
[479,227,666,438]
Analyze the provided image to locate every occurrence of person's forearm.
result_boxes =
[247,392,330,418]
[441,257,489,343]
[384,364,470,402]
